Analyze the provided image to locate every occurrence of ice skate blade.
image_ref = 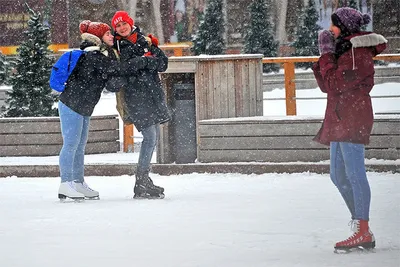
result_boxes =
[334,247,376,254]
[85,196,100,200]
[133,193,165,200]
[58,194,85,203]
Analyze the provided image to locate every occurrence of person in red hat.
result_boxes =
[111,11,170,199]
[57,20,127,201]
[312,7,387,252]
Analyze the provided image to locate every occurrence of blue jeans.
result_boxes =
[330,142,371,220]
[58,101,90,182]
[137,124,160,173]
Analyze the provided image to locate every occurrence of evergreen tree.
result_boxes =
[242,0,279,73]
[4,3,57,117]
[0,52,11,86]
[347,0,367,31]
[291,0,322,69]
[348,0,359,9]
[192,0,225,55]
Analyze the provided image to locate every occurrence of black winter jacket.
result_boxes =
[116,35,171,131]
[59,42,124,116]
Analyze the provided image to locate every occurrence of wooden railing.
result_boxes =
[159,43,192,56]
[262,54,400,115]
[122,54,400,152]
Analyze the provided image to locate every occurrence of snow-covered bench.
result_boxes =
[0,115,119,156]
[197,115,400,162]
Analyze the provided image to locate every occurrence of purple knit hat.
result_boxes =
[332,7,371,34]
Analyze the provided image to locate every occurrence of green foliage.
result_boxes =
[291,0,322,69]
[242,0,279,73]
[346,0,367,31]
[192,0,225,55]
[348,0,359,9]
[4,3,58,117]
[0,52,11,86]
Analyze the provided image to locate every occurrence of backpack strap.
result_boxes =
[67,51,73,73]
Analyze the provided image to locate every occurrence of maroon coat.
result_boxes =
[312,32,387,146]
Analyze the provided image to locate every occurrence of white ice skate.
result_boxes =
[74,181,100,200]
[58,181,85,202]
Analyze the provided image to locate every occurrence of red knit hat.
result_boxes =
[79,20,111,39]
[111,11,134,30]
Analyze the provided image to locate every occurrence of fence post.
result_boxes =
[283,62,297,115]
[174,48,183,56]
[123,124,134,152]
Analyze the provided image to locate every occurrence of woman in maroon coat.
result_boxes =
[312,7,387,252]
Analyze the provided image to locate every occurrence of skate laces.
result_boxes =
[68,181,77,189]
[82,182,95,191]
[343,232,358,243]
[335,221,360,245]
[349,220,360,232]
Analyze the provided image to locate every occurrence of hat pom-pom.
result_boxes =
[361,13,371,25]
[79,20,91,34]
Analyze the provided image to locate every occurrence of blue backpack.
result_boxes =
[49,50,85,92]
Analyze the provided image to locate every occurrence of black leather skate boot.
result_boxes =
[134,170,164,199]
[138,169,164,194]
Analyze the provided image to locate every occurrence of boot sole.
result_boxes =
[58,194,85,202]
[335,241,376,251]
[85,196,100,200]
[133,193,165,199]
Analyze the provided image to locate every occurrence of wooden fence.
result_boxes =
[262,54,400,115]
[198,116,400,162]
[157,54,264,163]
[0,115,119,156]
[263,66,400,91]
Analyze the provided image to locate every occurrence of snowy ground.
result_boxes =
[0,172,399,267]
[0,82,399,267]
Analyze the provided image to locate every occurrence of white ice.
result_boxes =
[0,80,399,266]
[0,172,399,267]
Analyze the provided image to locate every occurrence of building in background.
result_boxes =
[0,0,398,54]
[0,0,68,54]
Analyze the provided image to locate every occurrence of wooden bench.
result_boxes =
[0,115,119,156]
[198,115,400,162]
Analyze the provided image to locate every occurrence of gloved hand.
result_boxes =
[147,34,159,47]
[318,30,335,55]
[144,36,152,46]
[105,76,127,93]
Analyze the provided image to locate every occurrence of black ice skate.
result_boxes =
[134,178,165,199]
[136,170,165,194]
[146,175,164,194]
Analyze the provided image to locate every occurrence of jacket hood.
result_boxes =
[81,33,102,46]
[349,33,388,48]
[344,32,387,69]
[80,40,101,51]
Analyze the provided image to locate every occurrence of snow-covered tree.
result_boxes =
[346,0,368,31]
[348,0,359,9]
[242,0,279,73]
[291,0,321,69]
[192,0,225,55]
[0,52,11,86]
[4,3,57,117]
